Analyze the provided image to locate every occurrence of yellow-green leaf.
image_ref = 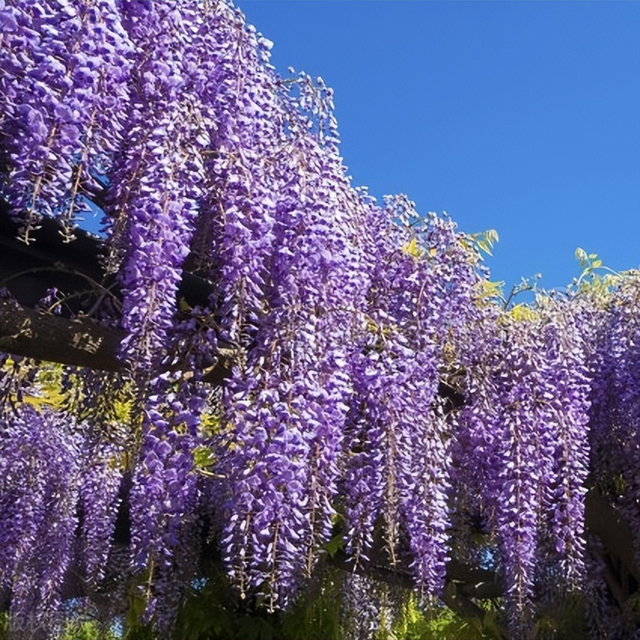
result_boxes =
[401,237,422,258]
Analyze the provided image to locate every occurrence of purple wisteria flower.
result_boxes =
[0,0,133,239]
[1,1,631,637]
[0,405,82,635]
[451,296,592,638]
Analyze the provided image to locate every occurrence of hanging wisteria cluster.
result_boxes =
[2,1,640,639]
[0,402,123,636]
[450,299,594,637]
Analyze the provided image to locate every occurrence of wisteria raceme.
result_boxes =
[1,0,640,637]
[219,107,370,606]
[342,202,480,593]
[343,351,388,566]
[537,301,591,588]
[0,0,133,239]
[496,331,557,634]
[0,405,82,636]
[200,11,284,350]
[78,441,124,589]
[213,35,389,605]
[340,572,399,640]
[107,0,212,370]
[451,298,593,638]
[129,373,204,630]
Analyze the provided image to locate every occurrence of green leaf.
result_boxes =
[402,237,423,258]
[509,303,537,322]
[193,445,216,469]
[473,229,499,256]
[323,533,344,558]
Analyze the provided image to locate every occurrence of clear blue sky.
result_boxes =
[238,0,640,291]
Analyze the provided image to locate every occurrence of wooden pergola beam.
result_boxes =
[0,297,234,382]
[0,200,233,381]
[0,297,123,370]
